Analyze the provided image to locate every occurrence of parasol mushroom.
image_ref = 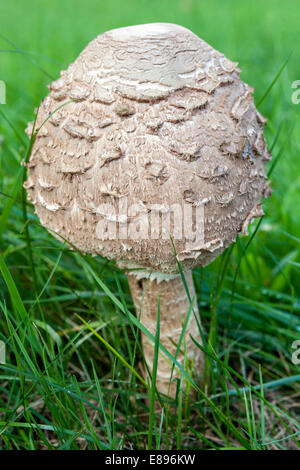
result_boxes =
[24,23,272,397]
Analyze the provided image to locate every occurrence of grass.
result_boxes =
[0,0,300,450]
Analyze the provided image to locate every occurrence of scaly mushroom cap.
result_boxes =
[25,23,272,274]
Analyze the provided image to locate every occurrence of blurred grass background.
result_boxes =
[0,0,299,450]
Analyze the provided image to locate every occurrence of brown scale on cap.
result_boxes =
[24,23,272,398]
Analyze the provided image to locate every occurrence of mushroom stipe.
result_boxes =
[24,23,272,398]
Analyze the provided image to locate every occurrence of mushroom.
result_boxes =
[24,23,272,397]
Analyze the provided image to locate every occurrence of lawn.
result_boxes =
[0,0,299,450]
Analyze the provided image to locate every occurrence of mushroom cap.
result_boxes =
[25,23,271,274]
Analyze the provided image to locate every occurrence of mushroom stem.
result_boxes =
[127,270,204,397]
